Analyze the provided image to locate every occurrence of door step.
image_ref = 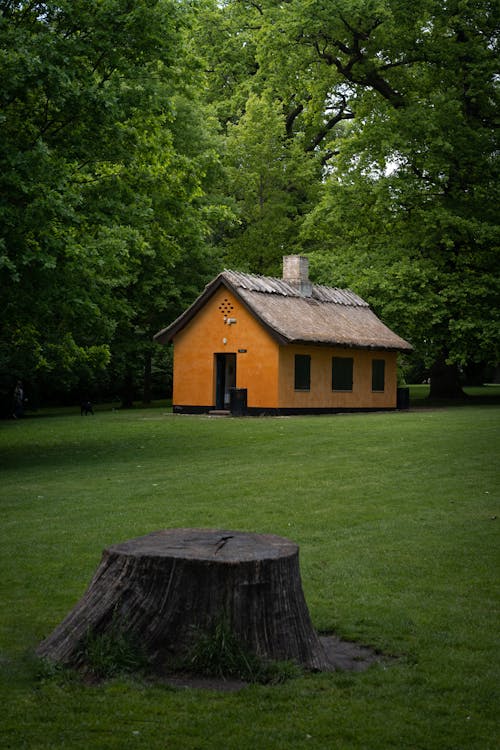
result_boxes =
[208,410,231,417]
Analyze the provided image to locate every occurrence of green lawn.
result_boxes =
[408,382,500,406]
[1,403,499,749]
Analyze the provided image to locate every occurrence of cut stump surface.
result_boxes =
[37,529,330,672]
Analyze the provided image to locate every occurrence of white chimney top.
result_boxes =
[282,255,312,297]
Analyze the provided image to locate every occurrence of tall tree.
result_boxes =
[285,0,500,395]
[199,0,500,395]
[0,0,219,404]
[220,94,320,274]
[192,1,327,275]
[105,93,222,405]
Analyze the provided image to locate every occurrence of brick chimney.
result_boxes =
[282,255,312,297]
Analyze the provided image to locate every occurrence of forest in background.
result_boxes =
[1,0,498,410]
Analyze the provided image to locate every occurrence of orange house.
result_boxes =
[154,256,412,415]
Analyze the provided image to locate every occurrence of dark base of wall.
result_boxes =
[249,407,397,416]
[173,405,397,416]
[173,405,210,414]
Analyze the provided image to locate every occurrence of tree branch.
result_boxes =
[306,99,354,152]
[306,25,406,109]
[285,102,304,137]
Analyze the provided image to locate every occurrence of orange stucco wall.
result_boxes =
[172,288,280,408]
[171,286,399,410]
[278,346,398,410]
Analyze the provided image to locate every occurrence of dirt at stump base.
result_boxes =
[161,635,387,692]
[319,635,385,672]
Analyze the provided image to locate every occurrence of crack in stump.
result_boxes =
[214,535,234,554]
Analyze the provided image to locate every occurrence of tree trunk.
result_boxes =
[36,529,329,672]
[142,350,152,404]
[429,350,465,399]
[120,369,135,408]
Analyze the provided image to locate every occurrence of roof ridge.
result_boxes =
[221,269,368,307]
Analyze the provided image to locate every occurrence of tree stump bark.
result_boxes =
[36,529,329,672]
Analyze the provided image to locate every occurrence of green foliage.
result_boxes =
[303,169,500,373]
[0,0,221,401]
[194,0,499,393]
[192,2,325,274]
[184,614,302,684]
[221,94,320,273]
[1,0,498,403]
[301,0,500,383]
[35,657,78,687]
[81,619,148,680]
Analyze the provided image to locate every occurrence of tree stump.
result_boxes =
[36,529,329,672]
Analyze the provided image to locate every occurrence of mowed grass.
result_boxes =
[1,404,499,749]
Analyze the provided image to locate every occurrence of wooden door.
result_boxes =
[215,353,236,409]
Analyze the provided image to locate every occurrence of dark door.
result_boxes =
[215,353,236,410]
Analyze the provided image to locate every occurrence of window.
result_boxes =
[294,354,310,391]
[332,357,353,391]
[372,359,385,391]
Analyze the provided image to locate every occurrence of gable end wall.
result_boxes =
[171,287,279,409]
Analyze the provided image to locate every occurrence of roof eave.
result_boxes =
[289,338,413,352]
[153,273,290,346]
[153,274,225,344]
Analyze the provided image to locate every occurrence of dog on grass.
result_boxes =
[80,401,94,416]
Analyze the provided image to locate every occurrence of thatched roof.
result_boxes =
[154,269,413,352]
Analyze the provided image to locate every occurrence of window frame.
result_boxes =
[294,354,311,391]
[371,358,386,392]
[332,356,354,392]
